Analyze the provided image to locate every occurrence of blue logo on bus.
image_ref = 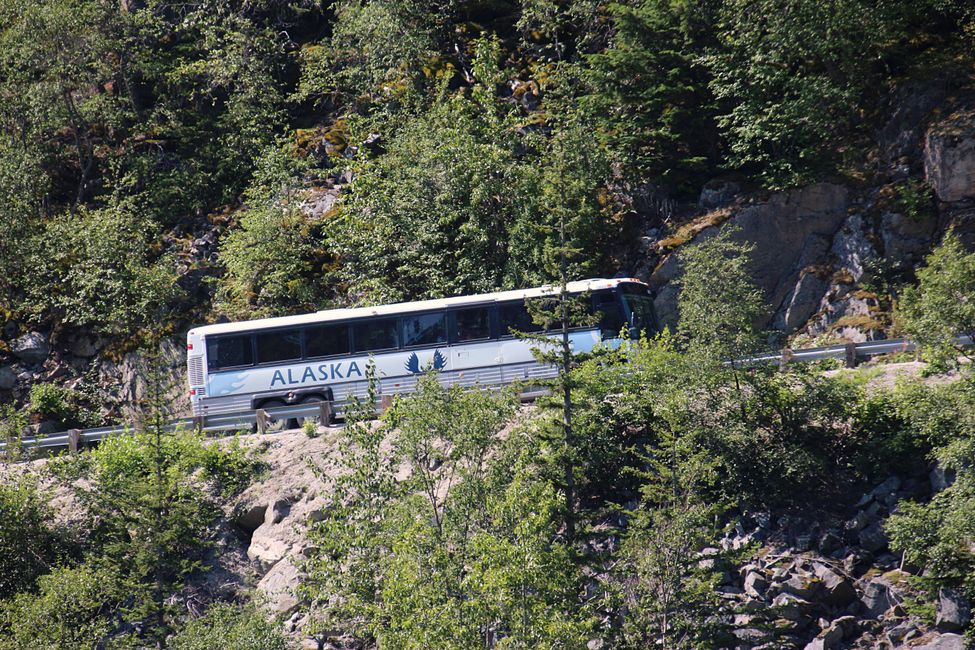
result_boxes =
[405,349,446,375]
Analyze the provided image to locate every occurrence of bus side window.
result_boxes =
[402,312,447,347]
[454,307,491,342]
[207,334,254,371]
[499,301,544,336]
[257,329,302,364]
[353,318,399,353]
[306,323,350,358]
[594,290,625,338]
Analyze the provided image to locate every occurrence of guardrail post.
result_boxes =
[255,409,270,435]
[318,401,333,426]
[844,342,858,368]
[779,348,794,371]
[193,416,204,433]
[67,429,81,454]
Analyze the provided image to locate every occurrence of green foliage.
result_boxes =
[0,478,67,600]
[24,206,180,337]
[200,435,266,497]
[887,377,975,593]
[894,179,936,222]
[170,602,289,650]
[621,501,724,648]
[216,203,328,318]
[897,230,975,368]
[28,382,81,427]
[704,0,903,187]
[295,0,450,114]
[0,564,122,650]
[581,0,718,190]
[0,405,29,463]
[304,372,592,647]
[677,227,765,362]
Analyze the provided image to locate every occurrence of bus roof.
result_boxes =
[189,278,647,338]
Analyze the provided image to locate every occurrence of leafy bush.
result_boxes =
[200,435,266,497]
[23,206,180,337]
[897,230,975,369]
[28,383,75,426]
[0,478,67,600]
[170,602,289,650]
[216,204,328,318]
[0,564,122,650]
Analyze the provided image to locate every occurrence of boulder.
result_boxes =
[858,523,889,553]
[803,623,843,650]
[247,522,291,567]
[257,557,303,615]
[780,574,823,601]
[812,564,856,607]
[925,109,975,202]
[910,633,967,650]
[267,498,291,525]
[936,587,971,632]
[860,577,899,618]
[699,179,740,209]
[68,335,98,358]
[931,464,957,493]
[0,366,15,390]
[234,503,268,533]
[650,183,848,331]
[10,332,49,364]
[744,570,769,599]
[881,211,937,267]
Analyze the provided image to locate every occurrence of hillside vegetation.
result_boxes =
[4,0,975,648]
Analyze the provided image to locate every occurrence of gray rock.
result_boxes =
[234,503,268,533]
[931,464,957,493]
[871,476,901,499]
[910,633,967,650]
[881,211,937,266]
[699,179,740,209]
[744,570,769,598]
[11,332,49,364]
[859,522,889,553]
[831,213,875,282]
[69,335,98,358]
[0,365,15,390]
[812,565,856,607]
[267,498,291,525]
[257,557,303,615]
[780,574,823,600]
[925,109,975,202]
[936,587,971,632]
[804,623,843,650]
[860,578,899,618]
[650,183,848,331]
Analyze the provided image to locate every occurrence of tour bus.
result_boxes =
[185,278,657,419]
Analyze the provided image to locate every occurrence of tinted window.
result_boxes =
[594,290,626,338]
[206,335,253,370]
[454,307,491,342]
[621,284,657,335]
[353,318,399,352]
[499,301,544,336]
[306,323,349,358]
[257,329,302,363]
[402,312,446,347]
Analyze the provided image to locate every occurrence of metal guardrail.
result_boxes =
[5,335,971,454]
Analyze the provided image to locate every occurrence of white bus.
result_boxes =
[185,278,657,419]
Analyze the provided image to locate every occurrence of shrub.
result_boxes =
[170,602,289,650]
[0,478,67,600]
[0,564,122,650]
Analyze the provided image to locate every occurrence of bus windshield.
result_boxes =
[620,284,656,336]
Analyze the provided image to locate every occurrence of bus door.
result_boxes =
[447,304,500,387]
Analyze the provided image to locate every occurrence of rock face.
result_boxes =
[925,109,975,202]
[650,183,849,330]
[0,365,16,390]
[10,332,50,364]
[257,558,303,615]
[936,587,971,632]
